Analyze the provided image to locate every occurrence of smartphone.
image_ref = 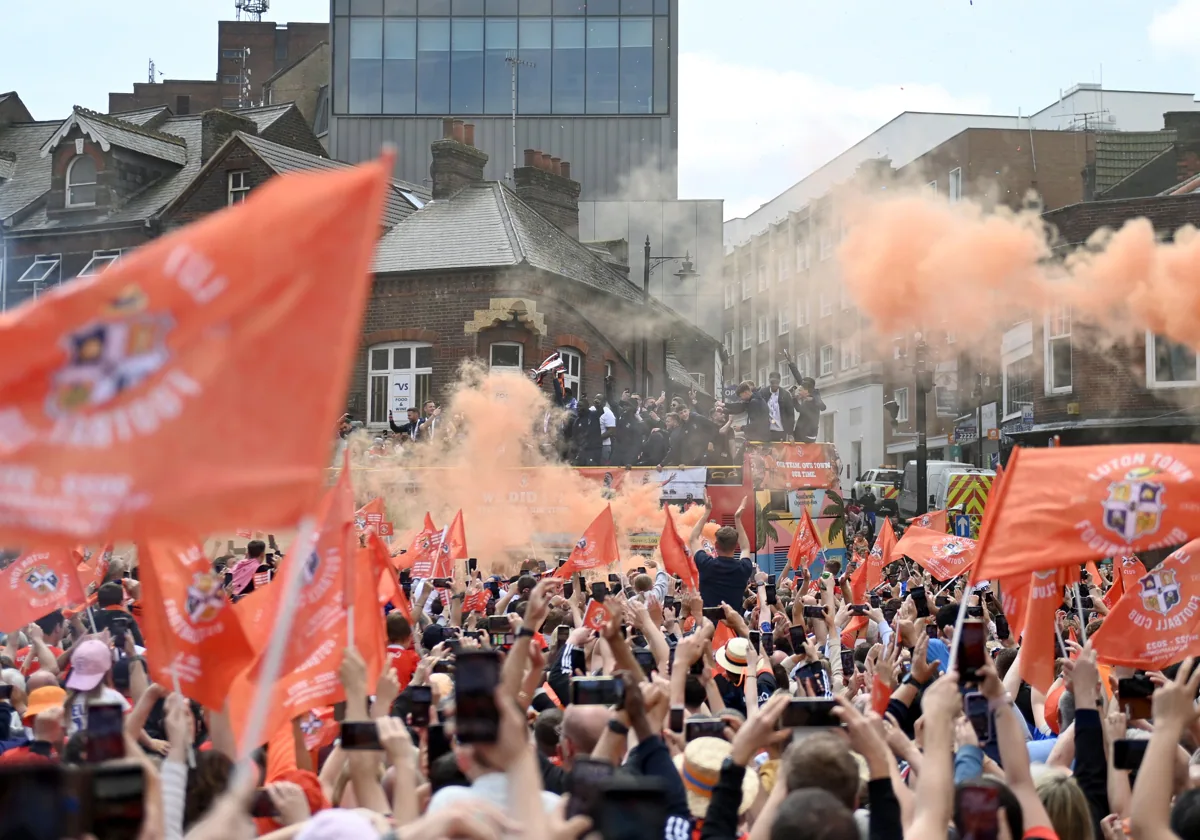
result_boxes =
[967,605,984,618]
[748,630,761,651]
[869,595,881,609]
[633,648,656,677]
[993,614,1010,640]
[0,762,69,840]
[911,587,930,618]
[431,578,452,589]
[803,605,825,619]
[563,582,574,600]
[789,626,806,651]
[958,619,986,683]
[781,698,838,728]
[1118,676,1155,720]
[935,595,951,608]
[468,558,478,574]
[608,574,620,584]
[0,684,12,701]
[556,625,571,645]
[487,615,511,634]
[340,721,382,750]
[1080,595,1094,610]
[426,723,452,765]
[762,632,774,657]
[250,789,280,818]
[570,676,625,707]
[963,691,992,745]
[840,650,855,674]
[87,764,146,839]
[636,567,647,575]
[409,685,433,728]
[1113,738,1148,771]
[685,717,727,741]
[591,582,607,603]
[956,783,1000,840]
[594,778,668,840]
[702,607,725,623]
[765,584,777,606]
[455,650,502,743]
[432,659,455,675]
[86,702,126,763]
[849,604,869,616]
[767,574,776,586]
[399,569,412,586]
[669,707,684,734]
[793,663,830,698]
[567,756,615,820]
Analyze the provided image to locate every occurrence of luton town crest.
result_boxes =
[576,537,588,552]
[47,285,173,417]
[936,539,968,559]
[1140,568,1181,617]
[1102,467,1165,544]
[184,572,225,623]
[24,565,59,595]
[303,550,321,584]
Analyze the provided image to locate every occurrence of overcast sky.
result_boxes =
[5,0,1200,219]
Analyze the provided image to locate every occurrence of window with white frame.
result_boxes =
[758,316,769,344]
[819,225,835,260]
[927,180,938,194]
[778,309,790,335]
[819,344,834,376]
[724,284,735,309]
[689,372,706,390]
[840,283,852,310]
[1147,332,1199,388]
[778,360,793,387]
[723,331,734,357]
[894,387,910,422]
[742,323,752,351]
[558,347,582,396]
[796,351,811,378]
[78,249,122,277]
[757,266,769,292]
[604,360,614,379]
[1004,355,1034,416]
[778,253,790,283]
[840,335,860,370]
[741,276,751,301]
[227,171,251,205]
[1045,306,1072,393]
[66,155,97,208]
[489,342,523,370]
[796,298,809,327]
[17,254,61,283]
[949,168,962,203]
[758,367,769,387]
[367,342,433,426]
[797,238,809,271]
[819,292,832,317]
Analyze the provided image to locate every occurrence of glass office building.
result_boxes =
[329,0,679,199]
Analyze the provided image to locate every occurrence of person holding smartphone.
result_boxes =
[688,495,754,610]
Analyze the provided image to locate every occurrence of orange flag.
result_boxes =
[555,505,620,579]
[1103,569,1126,610]
[1119,556,1148,592]
[910,509,948,533]
[894,526,977,581]
[1093,539,1200,670]
[0,550,85,633]
[660,506,699,591]
[866,518,897,591]
[364,533,402,609]
[438,509,468,578]
[842,561,870,644]
[75,544,114,592]
[971,444,1200,582]
[409,513,440,578]
[783,507,821,578]
[138,541,254,709]
[999,572,1032,643]
[1019,568,1071,693]
[0,154,392,547]
[354,498,387,535]
[1085,561,1103,588]
[582,599,611,631]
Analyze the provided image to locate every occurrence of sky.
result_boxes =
[4,0,1200,220]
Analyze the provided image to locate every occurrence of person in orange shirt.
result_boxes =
[12,612,65,675]
[385,612,420,692]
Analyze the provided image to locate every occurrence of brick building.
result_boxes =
[0,93,336,311]
[354,120,721,428]
[108,20,328,114]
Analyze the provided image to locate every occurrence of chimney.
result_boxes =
[201,109,259,164]
[430,118,488,200]
[514,147,582,239]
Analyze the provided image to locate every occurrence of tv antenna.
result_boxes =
[505,53,535,182]
[235,0,271,21]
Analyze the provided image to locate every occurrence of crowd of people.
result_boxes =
[2,487,1199,840]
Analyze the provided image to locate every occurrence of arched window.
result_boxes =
[368,342,432,427]
[558,347,582,398]
[66,155,97,207]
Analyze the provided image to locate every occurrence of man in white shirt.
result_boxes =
[599,401,616,464]
[758,371,795,443]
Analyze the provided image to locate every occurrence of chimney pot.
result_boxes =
[550,156,562,175]
[442,117,455,139]
[524,148,537,167]
[512,147,582,240]
[539,152,550,171]
[560,161,571,180]
[463,123,475,146]
[452,119,465,142]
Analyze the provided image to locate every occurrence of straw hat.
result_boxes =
[715,637,750,675]
[672,736,760,820]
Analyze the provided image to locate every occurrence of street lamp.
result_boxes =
[642,236,699,396]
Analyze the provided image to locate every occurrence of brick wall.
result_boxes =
[263,44,330,127]
[164,141,277,228]
[3,227,148,310]
[217,21,329,106]
[108,82,225,116]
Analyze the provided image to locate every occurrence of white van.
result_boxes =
[898,460,972,518]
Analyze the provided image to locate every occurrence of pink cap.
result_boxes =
[65,639,111,691]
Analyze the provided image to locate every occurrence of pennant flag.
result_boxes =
[74,544,114,592]
[783,507,821,579]
[842,561,870,644]
[354,498,386,535]
[1103,568,1126,611]
[0,550,85,633]
[1085,561,1103,588]
[409,513,440,578]
[462,588,492,614]
[909,509,948,533]
[999,572,1033,643]
[365,533,401,609]
[1092,539,1200,670]
[1019,568,1071,693]
[894,526,977,581]
[139,541,254,710]
[660,506,699,591]
[443,509,468,566]
[866,518,897,591]
[971,445,1200,582]
[582,598,611,631]
[0,154,392,546]
[555,505,620,579]
[1119,556,1148,592]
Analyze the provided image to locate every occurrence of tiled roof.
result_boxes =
[1043,193,1200,246]
[1094,131,1177,193]
[232,103,294,133]
[373,181,644,303]
[666,354,710,395]
[0,120,60,224]
[107,105,173,127]
[40,107,187,165]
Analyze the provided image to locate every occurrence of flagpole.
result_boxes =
[169,665,195,769]
[945,590,971,672]
[231,514,317,791]
[86,606,98,635]
[1074,588,1089,646]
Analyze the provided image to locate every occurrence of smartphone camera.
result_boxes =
[684,717,726,741]
[86,702,126,763]
[454,650,502,744]
[570,676,625,707]
[409,685,433,728]
[781,698,838,729]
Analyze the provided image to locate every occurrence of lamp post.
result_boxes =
[642,235,699,396]
[914,333,933,516]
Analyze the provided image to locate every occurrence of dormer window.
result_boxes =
[66,155,97,207]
